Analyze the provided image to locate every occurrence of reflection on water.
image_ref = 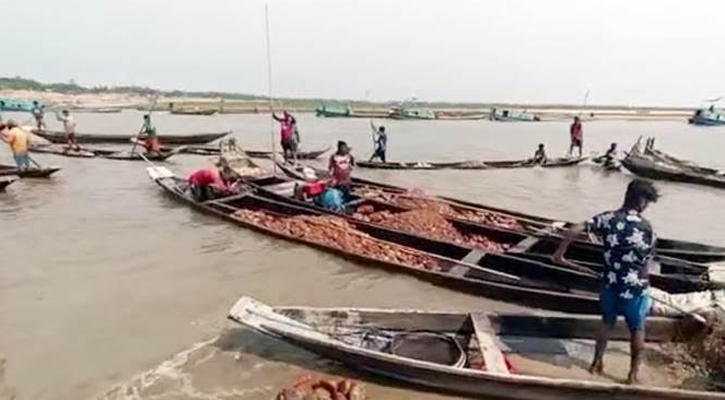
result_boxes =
[0,111,723,399]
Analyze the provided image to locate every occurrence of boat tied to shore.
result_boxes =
[228,296,720,400]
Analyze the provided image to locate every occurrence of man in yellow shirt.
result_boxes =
[1,120,31,170]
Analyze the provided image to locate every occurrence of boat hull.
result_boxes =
[33,129,231,145]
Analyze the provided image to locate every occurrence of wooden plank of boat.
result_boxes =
[228,296,719,400]
[32,129,231,145]
[470,313,510,374]
[147,169,602,313]
[0,176,17,191]
[623,155,725,190]
[0,165,61,178]
[273,161,725,264]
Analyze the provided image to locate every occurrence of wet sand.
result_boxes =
[1,112,724,399]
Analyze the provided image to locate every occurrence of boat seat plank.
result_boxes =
[461,248,487,265]
[470,313,510,375]
[508,237,539,253]
[448,265,469,278]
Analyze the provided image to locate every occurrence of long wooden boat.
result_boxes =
[0,176,16,191]
[177,145,330,160]
[623,155,725,190]
[70,107,123,114]
[490,108,541,122]
[245,171,712,293]
[276,161,725,264]
[356,156,589,170]
[32,129,231,145]
[29,144,183,161]
[170,108,218,116]
[0,164,61,178]
[148,167,603,313]
[229,297,718,400]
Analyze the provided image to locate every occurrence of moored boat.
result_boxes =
[32,129,230,145]
[0,164,61,178]
[0,98,39,112]
[622,155,725,190]
[688,107,725,126]
[147,167,604,313]
[490,108,541,122]
[170,108,218,116]
[275,161,725,264]
[229,296,719,400]
[356,156,589,170]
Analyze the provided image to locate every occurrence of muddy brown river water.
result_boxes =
[1,111,724,399]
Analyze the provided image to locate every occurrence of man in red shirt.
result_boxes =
[187,164,235,202]
[568,116,583,158]
[273,111,298,163]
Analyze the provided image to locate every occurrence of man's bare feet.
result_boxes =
[588,359,604,375]
[626,370,640,385]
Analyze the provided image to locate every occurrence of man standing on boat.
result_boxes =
[273,111,297,163]
[57,110,80,150]
[140,114,161,156]
[369,122,387,163]
[329,140,355,201]
[568,116,583,158]
[31,101,46,130]
[1,121,31,170]
[554,179,659,384]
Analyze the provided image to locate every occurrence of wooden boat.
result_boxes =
[0,164,60,178]
[315,102,352,117]
[0,98,38,112]
[170,108,218,116]
[275,162,725,264]
[622,155,725,190]
[0,176,16,191]
[355,156,589,170]
[70,107,123,114]
[178,145,330,160]
[32,129,230,145]
[247,170,712,294]
[643,146,724,176]
[688,107,725,126]
[490,108,541,122]
[147,167,603,313]
[389,103,437,120]
[29,144,183,161]
[228,297,718,400]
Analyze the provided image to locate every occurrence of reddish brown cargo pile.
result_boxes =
[276,375,367,400]
[353,188,522,230]
[353,208,507,252]
[233,209,439,270]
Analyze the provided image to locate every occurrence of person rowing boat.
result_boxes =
[329,140,355,201]
[369,122,387,163]
[187,163,236,202]
[56,110,80,151]
[1,121,31,170]
[554,179,660,384]
[532,143,547,165]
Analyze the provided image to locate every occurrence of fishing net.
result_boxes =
[347,328,466,368]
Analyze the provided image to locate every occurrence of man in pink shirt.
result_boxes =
[328,140,355,201]
[568,116,583,158]
[187,164,235,202]
[273,111,298,162]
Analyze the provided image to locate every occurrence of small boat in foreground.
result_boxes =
[229,296,717,400]
[0,164,61,178]
[33,129,231,145]
[0,176,17,190]
[356,156,589,170]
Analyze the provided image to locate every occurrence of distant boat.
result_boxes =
[389,105,437,120]
[0,98,40,112]
[315,102,352,117]
[490,108,540,122]
[170,108,218,116]
[688,107,725,126]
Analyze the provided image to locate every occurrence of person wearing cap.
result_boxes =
[31,101,46,130]
[532,143,547,165]
[273,110,298,163]
[328,140,355,201]
[1,120,31,170]
[187,162,236,202]
[554,179,660,384]
[56,110,80,150]
[369,122,387,163]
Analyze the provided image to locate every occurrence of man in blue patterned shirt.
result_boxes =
[554,179,659,384]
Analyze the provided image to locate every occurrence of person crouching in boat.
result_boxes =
[329,140,355,201]
[187,163,236,202]
[293,167,344,213]
[602,143,618,168]
[57,110,80,151]
[0,121,31,170]
[140,114,162,156]
[532,143,547,165]
[554,179,659,384]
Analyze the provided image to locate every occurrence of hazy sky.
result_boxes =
[4,0,724,105]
